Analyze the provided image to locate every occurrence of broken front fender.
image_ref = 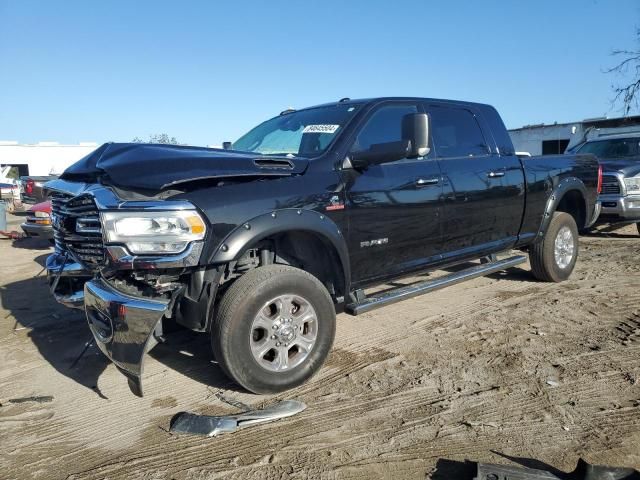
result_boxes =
[84,277,170,397]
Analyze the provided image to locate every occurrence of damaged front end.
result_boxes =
[45,179,208,396]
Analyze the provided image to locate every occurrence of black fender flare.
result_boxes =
[209,208,351,294]
[536,176,589,240]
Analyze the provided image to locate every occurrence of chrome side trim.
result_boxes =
[105,241,204,270]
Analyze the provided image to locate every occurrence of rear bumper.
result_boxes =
[84,277,170,397]
[21,222,54,240]
[599,194,640,221]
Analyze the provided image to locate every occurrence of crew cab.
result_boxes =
[573,133,640,234]
[44,97,601,396]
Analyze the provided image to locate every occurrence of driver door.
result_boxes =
[344,102,443,286]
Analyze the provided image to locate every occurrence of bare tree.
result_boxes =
[132,134,180,144]
[606,28,640,115]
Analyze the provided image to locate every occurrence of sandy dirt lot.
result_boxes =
[1,211,639,479]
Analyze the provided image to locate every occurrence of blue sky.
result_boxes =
[0,0,638,146]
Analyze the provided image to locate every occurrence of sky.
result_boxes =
[0,0,639,146]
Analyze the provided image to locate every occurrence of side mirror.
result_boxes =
[402,113,430,158]
[222,141,232,150]
[350,140,411,169]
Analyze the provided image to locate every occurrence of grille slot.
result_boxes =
[51,193,105,267]
[601,175,621,195]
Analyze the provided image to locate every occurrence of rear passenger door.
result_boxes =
[425,103,524,259]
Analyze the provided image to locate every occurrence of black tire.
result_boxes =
[529,211,579,282]
[636,222,640,236]
[211,264,336,394]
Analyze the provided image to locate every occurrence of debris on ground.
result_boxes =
[169,400,306,437]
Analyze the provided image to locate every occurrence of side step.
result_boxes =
[344,255,527,316]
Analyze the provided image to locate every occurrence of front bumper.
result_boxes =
[21,222,54,240]
[46,252,92,309]
[84,277,170,397]
[599,194,640,221]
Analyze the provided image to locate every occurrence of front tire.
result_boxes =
[212,265,336,394]
[529,212,579,282]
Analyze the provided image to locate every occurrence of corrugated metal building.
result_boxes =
[508,115,640,155]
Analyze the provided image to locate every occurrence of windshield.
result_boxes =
[233,104,360,157]
[577,138,640,158]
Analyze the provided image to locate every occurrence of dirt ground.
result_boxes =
[1,210,639,480]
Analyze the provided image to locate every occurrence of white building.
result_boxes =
[509,115,640,155]
[0,141,99,177]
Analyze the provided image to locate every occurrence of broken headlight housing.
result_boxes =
[624,177,640,193]
[101,210,206,254]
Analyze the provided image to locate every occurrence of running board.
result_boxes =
[344,255,527,316]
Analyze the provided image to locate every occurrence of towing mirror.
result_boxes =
[402,113,430,158]
[350,140,411,169]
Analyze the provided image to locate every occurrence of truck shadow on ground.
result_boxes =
[0,253,241,399]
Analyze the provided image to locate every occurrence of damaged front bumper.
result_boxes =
[84,277,170,397]
[46,252,91,309]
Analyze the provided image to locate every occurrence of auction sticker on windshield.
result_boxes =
[303,124,340,134]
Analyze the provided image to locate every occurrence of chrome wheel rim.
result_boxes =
[249,294,318,372]
[554,226,575,269]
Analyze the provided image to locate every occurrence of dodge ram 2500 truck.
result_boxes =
[45,97,601,397]
[573,133,640,234]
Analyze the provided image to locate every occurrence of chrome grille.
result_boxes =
[601,175,621,195]
[51,193,105,267]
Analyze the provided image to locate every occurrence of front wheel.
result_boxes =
[211,265,336,394]
[529,212,579,282]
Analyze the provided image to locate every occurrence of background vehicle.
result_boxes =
[20,200,53,241]
[21,175,58,203]
[44,97,600,397]
[573,133,640,234]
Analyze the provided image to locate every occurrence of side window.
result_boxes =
[351,104,418,153]
[428,106,489,158]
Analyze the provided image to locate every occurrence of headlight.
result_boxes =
[34,211,50,218]
[624,177,640,193]
[102,210,206,254]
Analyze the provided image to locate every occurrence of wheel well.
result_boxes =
[226,230,346,302]
[555,189,586,229]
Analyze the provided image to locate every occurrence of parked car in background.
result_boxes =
[573,133,640,234]
[21,175,58,203]
[21,200,53,241]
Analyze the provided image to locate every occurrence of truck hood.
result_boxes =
[61,143,309,191]
[598,156,640,177]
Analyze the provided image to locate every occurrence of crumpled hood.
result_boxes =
[598,156,640,177]
[61,143,309,191]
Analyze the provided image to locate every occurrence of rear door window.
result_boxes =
[428,106,489,158]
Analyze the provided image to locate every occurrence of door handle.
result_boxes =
[487,171,505,178]
[415,177,439,187]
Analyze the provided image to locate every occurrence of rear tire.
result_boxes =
[529,212,579,282]
[211,265,336,394]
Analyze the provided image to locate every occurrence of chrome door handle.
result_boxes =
[415,177,439,187]
[487,171,505,178]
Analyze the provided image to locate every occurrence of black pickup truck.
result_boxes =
[45,97,601,396]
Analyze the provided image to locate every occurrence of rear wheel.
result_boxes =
[529,212,579,282]
[212,265,336,394]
